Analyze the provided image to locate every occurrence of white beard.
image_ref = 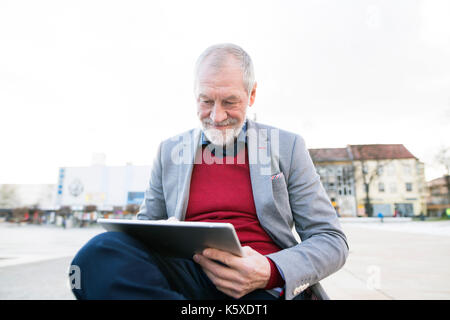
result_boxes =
[201,118,245,147]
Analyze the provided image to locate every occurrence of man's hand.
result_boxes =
[193,246,271,299]
[153,216,179,223]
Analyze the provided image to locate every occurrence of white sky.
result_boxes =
[1,0,449,184]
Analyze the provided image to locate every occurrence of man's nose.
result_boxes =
[210,104,227,123]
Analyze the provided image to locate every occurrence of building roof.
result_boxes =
[348,144,417,161]
[308,144,417,162]
[309,148,351,162]
[427,176,449,187]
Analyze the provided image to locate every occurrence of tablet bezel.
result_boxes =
[97,218,243,258]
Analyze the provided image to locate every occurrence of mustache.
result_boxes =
[202,118,239,127]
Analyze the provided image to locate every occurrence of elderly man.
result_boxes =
[70,43,348,300]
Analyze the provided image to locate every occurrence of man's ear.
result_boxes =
[248,82,257,107]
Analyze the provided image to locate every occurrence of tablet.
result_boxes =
[97,218,243,258]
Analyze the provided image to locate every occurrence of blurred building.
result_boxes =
[309,144,427,217]
[0,184,56,210]
[426,176,450,217]
[56,163,151,212]
[349,144,427,217]
[309,148,357,217]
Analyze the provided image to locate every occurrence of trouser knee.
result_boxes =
[69,231,151,299]
[71,231,150,268]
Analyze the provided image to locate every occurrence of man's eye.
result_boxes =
[202,100,213,104]
[224,101,235,105]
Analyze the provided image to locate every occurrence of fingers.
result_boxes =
[193,253,242,283]
[201,264,247,299]
[202,268,239,295]
[193,249,254,299]
[200,248,241,268]
[193,247,270,299]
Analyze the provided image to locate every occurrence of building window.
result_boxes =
[362,165,368,174]
[390,182,397,193]
[377,166,384,176]
[406,183,413,192]
[431,187,441,196]
[416,162,424,176]
[403,164,412,176]
[386,163,395,175]
[378,182,385,192]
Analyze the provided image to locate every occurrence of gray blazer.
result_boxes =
[137,119,349,300]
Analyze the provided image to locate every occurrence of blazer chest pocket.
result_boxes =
[271,172,287,192]
[271,172,293,225]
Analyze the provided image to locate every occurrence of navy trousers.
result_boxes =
[70,231,281,300]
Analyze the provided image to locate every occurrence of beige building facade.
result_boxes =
[352,157,427,217]
[310,144,427,217]
[427,176,450,217]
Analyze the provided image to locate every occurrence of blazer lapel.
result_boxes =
[247,120,284,246]
[174,127,202,220]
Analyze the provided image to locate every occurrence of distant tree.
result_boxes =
[58,206,72,216]
[435,146,450,175]
[29,204,41,224]
[351,146,392,217]
[84,205,97,213]
[0,185,19,209]
[434,146,450,204]
[12,206,29,223]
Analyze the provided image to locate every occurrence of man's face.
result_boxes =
[196,57,256,146]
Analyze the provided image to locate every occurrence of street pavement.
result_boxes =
[0,223,102,300]
[1,220,449,300]
[321,220,450,299]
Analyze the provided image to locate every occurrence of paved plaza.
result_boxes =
[1,220,449,300]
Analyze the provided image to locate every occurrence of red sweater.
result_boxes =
[185,145,284,289]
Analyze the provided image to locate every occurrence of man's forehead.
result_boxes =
[198,92,242,100]
[196,74,246,98]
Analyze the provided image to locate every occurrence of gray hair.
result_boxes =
[194,43,256,97]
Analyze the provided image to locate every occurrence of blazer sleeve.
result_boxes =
[267,134,349,300]
[136,142,168,220]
